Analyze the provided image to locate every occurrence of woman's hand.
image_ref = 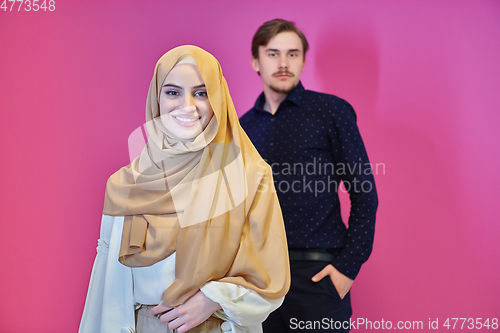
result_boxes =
[150,290,222,333]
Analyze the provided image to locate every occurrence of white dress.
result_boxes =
[79,215,284,333]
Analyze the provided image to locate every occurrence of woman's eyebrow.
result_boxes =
[192,84,206,89]
[163,83,183,89]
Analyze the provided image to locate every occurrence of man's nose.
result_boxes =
[279,54,288,69]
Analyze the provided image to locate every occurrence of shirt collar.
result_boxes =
[253,81,305,113]
[284,81,305,107]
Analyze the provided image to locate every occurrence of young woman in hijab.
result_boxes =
[79,45,290,333]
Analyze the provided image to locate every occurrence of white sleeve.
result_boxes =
[79,215,136,333]
[200,281,284,331]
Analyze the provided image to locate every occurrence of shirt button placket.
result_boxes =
[268,116,276,156]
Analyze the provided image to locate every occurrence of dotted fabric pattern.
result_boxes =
[239,82,378,279]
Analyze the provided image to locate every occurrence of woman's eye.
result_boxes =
[195,91,208,98]
[165,90,179,96]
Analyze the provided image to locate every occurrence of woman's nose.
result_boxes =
[182,94,196,108]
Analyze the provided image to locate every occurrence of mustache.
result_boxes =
[273,70,294,77]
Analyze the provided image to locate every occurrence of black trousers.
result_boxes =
[263,261,352,332]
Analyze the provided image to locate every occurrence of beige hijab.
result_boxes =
[103,45,290,306]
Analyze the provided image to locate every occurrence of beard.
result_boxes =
[270,84,294,94]
[269,80,298,94]
[269,70,297,94]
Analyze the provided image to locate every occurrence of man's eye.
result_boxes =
[269,53,277,57]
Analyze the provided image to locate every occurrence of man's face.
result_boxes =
[252,31,305,95]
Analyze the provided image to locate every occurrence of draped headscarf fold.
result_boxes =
[103,45,290,306]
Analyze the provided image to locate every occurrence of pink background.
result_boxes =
[1,0,499,331]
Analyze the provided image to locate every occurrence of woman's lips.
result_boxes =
[172,115,201,127]
[168,105,201,127]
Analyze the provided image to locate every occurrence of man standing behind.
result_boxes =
[239,19,378,332]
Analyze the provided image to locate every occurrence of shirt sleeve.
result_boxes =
[329,99,379,280]
[79,215,136,333]
[201,281,284,329]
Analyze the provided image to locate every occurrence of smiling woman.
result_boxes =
[78,45,290,333]
[159,58,214,140]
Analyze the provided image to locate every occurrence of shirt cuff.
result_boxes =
[200,281,284,327]
[332,252,363,280]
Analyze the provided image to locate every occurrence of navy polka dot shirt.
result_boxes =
[239,82,378,279]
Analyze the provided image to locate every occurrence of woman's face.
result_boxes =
[159,64,214,140]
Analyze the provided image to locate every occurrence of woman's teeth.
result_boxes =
[175,117,198,122]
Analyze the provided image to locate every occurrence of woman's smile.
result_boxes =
[169,105,202,127]
[159,63,214,139]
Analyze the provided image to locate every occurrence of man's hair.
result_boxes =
[251,19,309,59]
